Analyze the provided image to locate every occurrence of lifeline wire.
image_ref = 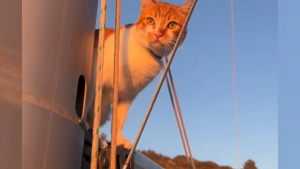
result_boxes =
[123,0,198,168]
[230,0,240,169]
[163,57,196,169]
[90,0,107,168]
[110,0,122,167]
[162,61,189,164]
[162,59,195,169]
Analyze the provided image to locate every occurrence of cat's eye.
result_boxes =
[168,22,177,29]
[147,18,155,25]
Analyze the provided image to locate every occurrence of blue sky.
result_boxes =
[96,0,277,169]
[278,0,300,168]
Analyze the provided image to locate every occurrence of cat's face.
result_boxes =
[136,0,192,57]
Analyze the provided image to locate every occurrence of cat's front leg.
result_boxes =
[116,101,132,149]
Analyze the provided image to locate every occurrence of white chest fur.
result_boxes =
[101,25,162,101]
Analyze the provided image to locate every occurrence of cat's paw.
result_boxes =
[101,140,108,149]
[123,139,132,150]
[117,137,132,150]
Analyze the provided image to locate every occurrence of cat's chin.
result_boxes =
[149,47,168,58]
[151,41,163,48]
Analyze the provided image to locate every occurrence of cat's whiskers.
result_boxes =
[165,43,172,56]
[170,41,176,45]
[163,44,169,57]
[168,44,173,53]
[171,39,186,51]
[163,44,166,56]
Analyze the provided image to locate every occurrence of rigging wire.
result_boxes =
[162,61,191,168]
[110,0,122,167]
[163,58,196,169]
[230,0,240,169]
[90,0,107,168]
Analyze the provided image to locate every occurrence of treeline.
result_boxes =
[138,149,258,169]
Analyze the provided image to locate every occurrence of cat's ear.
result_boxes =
[178,0,193,15]
[141,0,155,11]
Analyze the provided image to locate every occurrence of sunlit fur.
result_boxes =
[136,0,191,57]
[86,0,192,150]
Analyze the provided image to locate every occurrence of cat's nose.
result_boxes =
[154,32,163,39]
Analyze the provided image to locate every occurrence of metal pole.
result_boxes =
[110,0,121,167]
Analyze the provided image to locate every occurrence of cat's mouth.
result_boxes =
[151,40,163,48]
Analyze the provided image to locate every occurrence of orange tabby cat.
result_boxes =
[86,0,192,149]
